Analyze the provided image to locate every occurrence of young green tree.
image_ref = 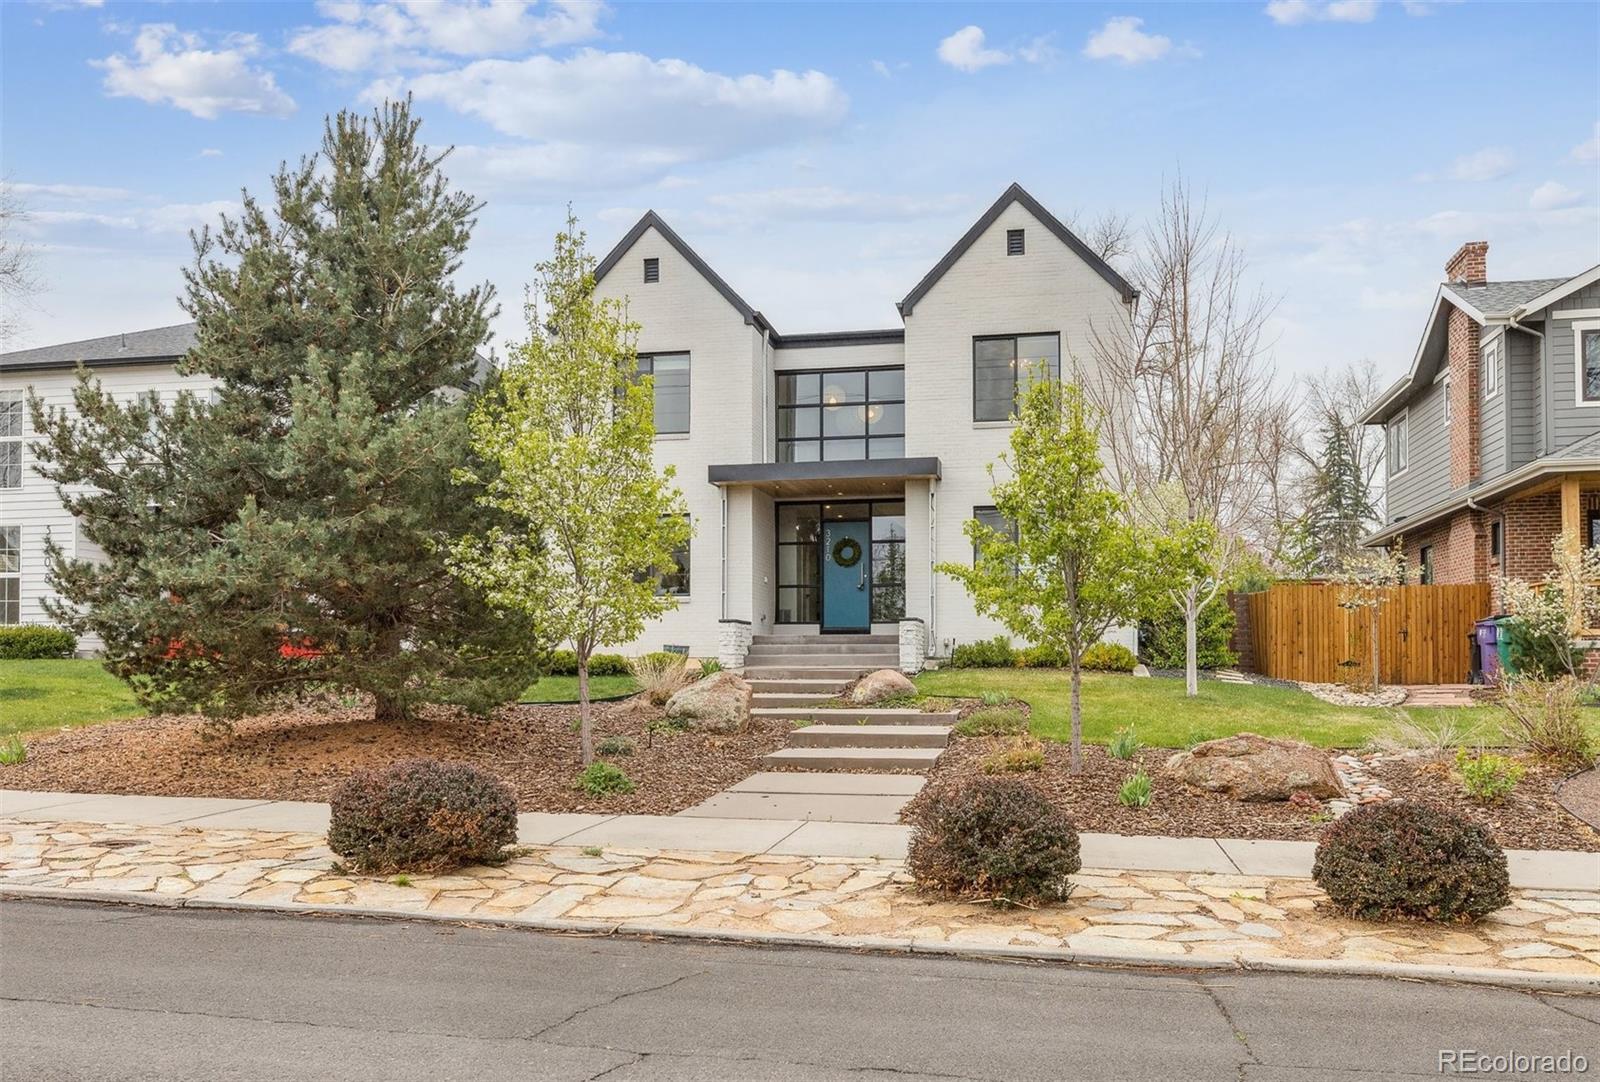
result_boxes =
[1139,491,1235,696]
[1334,541,1412,691]
[938,381,1143,773]
[28,100,541,721]
[451,212,691,765]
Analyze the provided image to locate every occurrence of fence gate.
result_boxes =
[1243,583,1491,685]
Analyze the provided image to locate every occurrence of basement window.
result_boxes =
[1006,228,1025,256]
[643,257,660,284]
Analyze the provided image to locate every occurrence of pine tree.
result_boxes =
[1300,419,1375,576]
[28,100,542,720]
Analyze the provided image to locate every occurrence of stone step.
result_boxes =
[750,633,897,646]
[742,653,901,670]
[746,642,901,658]
[787,724,951,749]
[754,707,958,725]
[745,678,852,694]
[742,665,878,681]
[763,746,944,772]
[752,692,841,709]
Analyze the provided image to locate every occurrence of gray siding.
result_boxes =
[1384,375,1450,522]
[1479,330,1507,484]
[1507,327,1542,469]
[1544,281,1600,451]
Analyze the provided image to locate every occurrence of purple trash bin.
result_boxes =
[1475,619,1501,684]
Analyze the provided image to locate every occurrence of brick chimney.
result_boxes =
[1445,240,1488,285]
[1445,241,1488,487]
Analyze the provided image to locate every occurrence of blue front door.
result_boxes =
[821,520,871,632]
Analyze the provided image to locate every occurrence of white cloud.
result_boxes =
[703,187,968,224]
[1529,181,1583,211]
[19,200,240,235]
[1016,35,1060,65]
[288,0,606,72]
[5,182,134,201]
[871,59,892,78]
[1083,17,1172,64]
[377,49,847,183]
[937,26,1011,73]
[1574,122,1600,163]
[95,24,295,119]
[1265,0,1379,24]
[198,148,224,158]
[1448,146,1514,182]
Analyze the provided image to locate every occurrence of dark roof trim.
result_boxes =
[898,183,1137,316]
[1365,455,1600,546]
[771,329,904,349]
[709,456,941,486]
[1,353,185,374]
[594,210,766,330]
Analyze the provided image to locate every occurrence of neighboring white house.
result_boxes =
[0,183,1138,667]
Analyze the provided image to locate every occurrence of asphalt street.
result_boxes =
[1,899,1596,1081]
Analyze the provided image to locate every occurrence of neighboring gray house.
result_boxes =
[1361,242,1600,594]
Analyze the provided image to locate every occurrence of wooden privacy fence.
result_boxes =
[1243,582,1492,686]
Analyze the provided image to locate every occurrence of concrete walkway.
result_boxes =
[4,788,1596,888]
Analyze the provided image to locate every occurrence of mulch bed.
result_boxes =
[912,736,1600,852]
[1,699,789,816]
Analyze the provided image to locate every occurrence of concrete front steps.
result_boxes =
[742,633,901,684]
[761,746,945,772]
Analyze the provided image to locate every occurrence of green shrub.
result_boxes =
[1312,802,1510,922]
[1081,642,1137,673]
[1015,643,1064,668]
[979,690,1011,707]
[1500,618,1573,679]
[980,737,1045,773]
[954,707,1027,737]
[543,651,630,677]
[0,735,25,765]
[327,759,518,874]
[1117,770,1153,807]
[906,776,1081,905]
[597,735,635,758]
[1107,726,1141,760]
[577,761,635,796]
[1141,600,1236,670]
[0,626,77,660]
[949,636,1015,669]
[1498,675,1595,767]
[1454,748,1524,803]
[700,658,722,677]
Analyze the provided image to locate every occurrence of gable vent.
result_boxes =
[1006,228,1025,256]
[643,257,660,283]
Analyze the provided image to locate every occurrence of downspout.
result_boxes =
[720,488,729,622]
[927,483,937,653]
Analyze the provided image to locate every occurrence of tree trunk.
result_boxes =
[1068,653,1083,775]
[1184,594,1200,698]
[373,691,408,723]
[577,655,594,766]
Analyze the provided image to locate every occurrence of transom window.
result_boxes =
[1388,410,1409,475]
[1481,336,1502,399]
[973,333,1060,422]
[0,394,22,490]
[776,367,904,463]
[637,352,690,434]
[1580,328,1600,403]
[0,525,18,625]
[775,501,905,624]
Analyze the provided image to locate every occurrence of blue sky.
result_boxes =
[3,0,1597,382]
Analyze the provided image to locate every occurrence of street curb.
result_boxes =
[5,885,1597,994]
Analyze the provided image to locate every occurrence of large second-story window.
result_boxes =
[777,367,904,462]
[637,352,690,434]
[0,394,23,490]
[973,333,1060,422]
[1580,328,1600,403]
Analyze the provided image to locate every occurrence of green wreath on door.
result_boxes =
[831,536,863,568]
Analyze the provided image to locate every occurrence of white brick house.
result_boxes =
[0,183,1137,668]
[592,183,1138,667]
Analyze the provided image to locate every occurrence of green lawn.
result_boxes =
[0,659,144,738]
[520,675,639,704]
[914,668,1477,749]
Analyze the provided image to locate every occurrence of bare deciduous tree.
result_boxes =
[0,181,41,344]
[1085,177,1289,693]
[1066,208,1135,267]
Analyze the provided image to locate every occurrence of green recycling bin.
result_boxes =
[1493,616,1516,677]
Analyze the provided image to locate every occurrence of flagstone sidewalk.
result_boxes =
[4,816,1599,993]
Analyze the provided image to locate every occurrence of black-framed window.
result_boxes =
[1006,228,1025,256]
[1586,509,1600,551]
[0,525,18,625]
[1490,519,1504,569]
[972,505,1018,562]
[776,367,904,463]
[973,333,1060,422]
[774,500,905,624]
[658,515,690,596]
[1418,544,1434,585]
[643,257,659,283]
[1582,329,1600,403]
[638,352,690,434]
[0,394,22,490]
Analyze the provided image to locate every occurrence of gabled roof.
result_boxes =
[1440,278,1568,322]
[593,210,770,331]
[1512,264,1600,318]
[1,322,196,372]
[897,182,1137,316]
[1358,289,1450,425]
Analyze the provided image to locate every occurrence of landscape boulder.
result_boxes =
[665,671,751,733]
[1162,732,1343,802]
[849,668,916,705]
